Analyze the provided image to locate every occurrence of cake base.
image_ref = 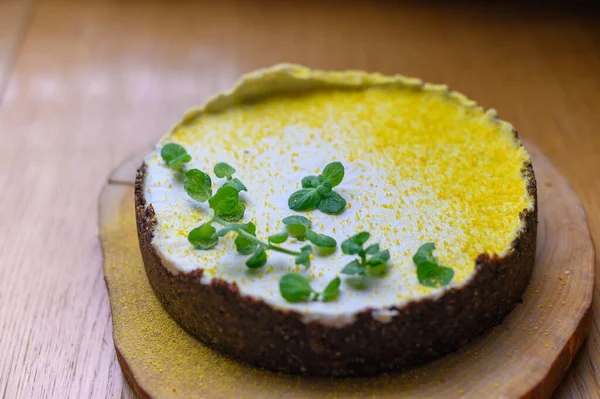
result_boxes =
[100,140,595,398]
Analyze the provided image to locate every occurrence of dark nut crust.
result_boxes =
[135,160,537,377]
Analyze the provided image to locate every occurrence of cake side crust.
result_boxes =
[134,155,537,376]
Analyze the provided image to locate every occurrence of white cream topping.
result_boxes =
[143,127,468,326]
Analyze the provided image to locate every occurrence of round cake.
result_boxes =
[135,64,537,376]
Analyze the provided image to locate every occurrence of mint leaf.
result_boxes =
[188,223,218,250]
[184,169,212,202]
[341,260,366,275]
[161,143,191,168]
[214,162,236,179]
[321,162,344,187]
[316,182,332,195]
[235,222,257,254]
[305,230,336,248]
[295,245,312,267]
[219,202,246,222]
[367,249,390,265]
[223,178,247,192]
[318,191,346,214]
[268,232,289,244]
[341,232,370,255]
[301,176,322,188]
[320,277,341,302]
[413,243,454,288]
[246,246,267,268]
[279,273,313,303]
[341,234,390,277]
[413,242,436,264]
[368,262,388,276]
[282,215,312,227]
[282,215,312,238]
[288,188,322,212]
[209,186,239,215]
[365,243,380,255]
[289,163,346,214]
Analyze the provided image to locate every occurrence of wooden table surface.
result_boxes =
[0,0,598,397]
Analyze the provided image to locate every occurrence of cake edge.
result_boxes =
[134,154,536,376]
[133,64,537,376]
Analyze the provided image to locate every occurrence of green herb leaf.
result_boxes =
[367,249,390,265]
[161,143,191,168]
[218,202,246,222]
[316,182,333,195]
[213,222,251,238]
[268,232,289,244]
[289,163,346,214]
[318,191,346,214]
[246,246,267,268]
[368,262,388,276]
[282,215,312,227]
[305,230,337,248]
[235,222,258,254]
[209,186,239,215]
[365,243,380,255]
[321,162,344,187]
[413,243,454,288]
[301,175,322,188]
[184,169,212,202]
[413,242,436,264]
[279,273,314,303]
[188,223,218,250]
[282,215,312,238]
[214,162,236,179]
[341,232,370,255]
[320,277,341,302]
[341,260,366,275]
[223,178,247,192]
[295,245,313,267]
[288,188,322,212]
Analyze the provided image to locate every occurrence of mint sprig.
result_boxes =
[295,245,313,266]
[340,232,390,276]
[281,215,337,254]
[182,161,316,269]
[413,243,454,287]
[288,162,347,214]
[160,144,395,305]
[187,212,313,268]
[161,143,192,169]
[213,162,247,193]
[279,273,341,303]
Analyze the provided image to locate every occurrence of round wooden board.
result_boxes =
[100,140,595,399]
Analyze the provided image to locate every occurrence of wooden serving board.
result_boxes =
[100,140,595,399]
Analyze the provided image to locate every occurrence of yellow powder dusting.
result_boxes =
[160,83,531,286]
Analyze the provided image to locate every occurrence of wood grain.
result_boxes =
[0,0,31,103]
[0,0,599,398]
[100,140,595,399]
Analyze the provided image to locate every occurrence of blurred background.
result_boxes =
[0,0,598,397]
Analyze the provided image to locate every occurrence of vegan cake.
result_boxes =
[135,64,537,376]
